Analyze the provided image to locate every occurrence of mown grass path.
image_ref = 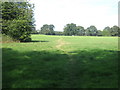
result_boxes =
[56,37,79,87]
[56,37,74,61]
[56,38,66,51]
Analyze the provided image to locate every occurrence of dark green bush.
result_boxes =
[7,20,32,42]
[1,2,35,42]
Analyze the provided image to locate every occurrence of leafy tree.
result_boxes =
[85,26,97,36]
[40,24,55,35]
[110,25,119,36]
[8,20,32,41]
[2,2,35,42]
[85,27,91,36]
[97,30,103,36]
[63,23,77,36]
[49,24,55,35]
[76,26,85,36]
[102,26,111,36]
[90,25,98,36]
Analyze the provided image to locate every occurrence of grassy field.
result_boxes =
[2,34,118,88]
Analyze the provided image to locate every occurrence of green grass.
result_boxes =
[2,34,118,88]
[1,34,19,43]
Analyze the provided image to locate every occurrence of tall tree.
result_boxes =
[2,2,35,42]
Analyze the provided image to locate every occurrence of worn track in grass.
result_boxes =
[56,37,74,61]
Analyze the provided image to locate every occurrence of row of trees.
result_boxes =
[1,2,35,42]
[39,23,119,36]
[64,23,119,36]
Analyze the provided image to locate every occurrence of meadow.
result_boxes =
[2,34,118,88]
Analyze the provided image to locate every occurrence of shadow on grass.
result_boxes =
[23,40,49,43]
[2,48,118,88]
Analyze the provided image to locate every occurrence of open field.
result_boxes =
[2,35,118,88]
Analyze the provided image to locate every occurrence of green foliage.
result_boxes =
[54,31,63,35]
[102,26,111,36]
[40,24,55,35]
[110,25,119,36]
[64,23,77,36]
[63,23,119,36]
[85,27,91,36]
[102,30,111,36]
[2,2,35,42]
[85,25,98,36]
[76,26,85,36]
[102,26,120,36]
[8,20,32,42]
[63,24,98,36]
[97,30,102,36]
[31,28,39,34]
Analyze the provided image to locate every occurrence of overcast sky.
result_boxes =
[29,0,118,31]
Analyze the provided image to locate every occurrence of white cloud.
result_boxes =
[30,0,118,31]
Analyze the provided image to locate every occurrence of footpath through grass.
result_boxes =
[2,35,118,88]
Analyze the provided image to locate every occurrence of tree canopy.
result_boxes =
[63,23,119,36]
[85,25,98,36]
[64,23,78,36]
[2,2,35,42]
[40,24,55,35]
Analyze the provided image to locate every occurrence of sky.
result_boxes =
[29,0,118,31]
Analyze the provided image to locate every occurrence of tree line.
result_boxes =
[38,23,119,36]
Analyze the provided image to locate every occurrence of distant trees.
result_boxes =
[97,30,102,36]
[64,23,77,36]
[76,26,85,36]
[2,2,35,42]
[102,26,119,36]
[85,25,98,36]
[102,26,111,36]
[110,25,119,36]
[64,24,98,36]
[63,23,119,36]
[39,23,119,36]
[54,31,63,35]
[40,24,55,35]
[31,27,39,34]
[91,26,98,36]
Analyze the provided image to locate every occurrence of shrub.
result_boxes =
[3,20,32,42]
